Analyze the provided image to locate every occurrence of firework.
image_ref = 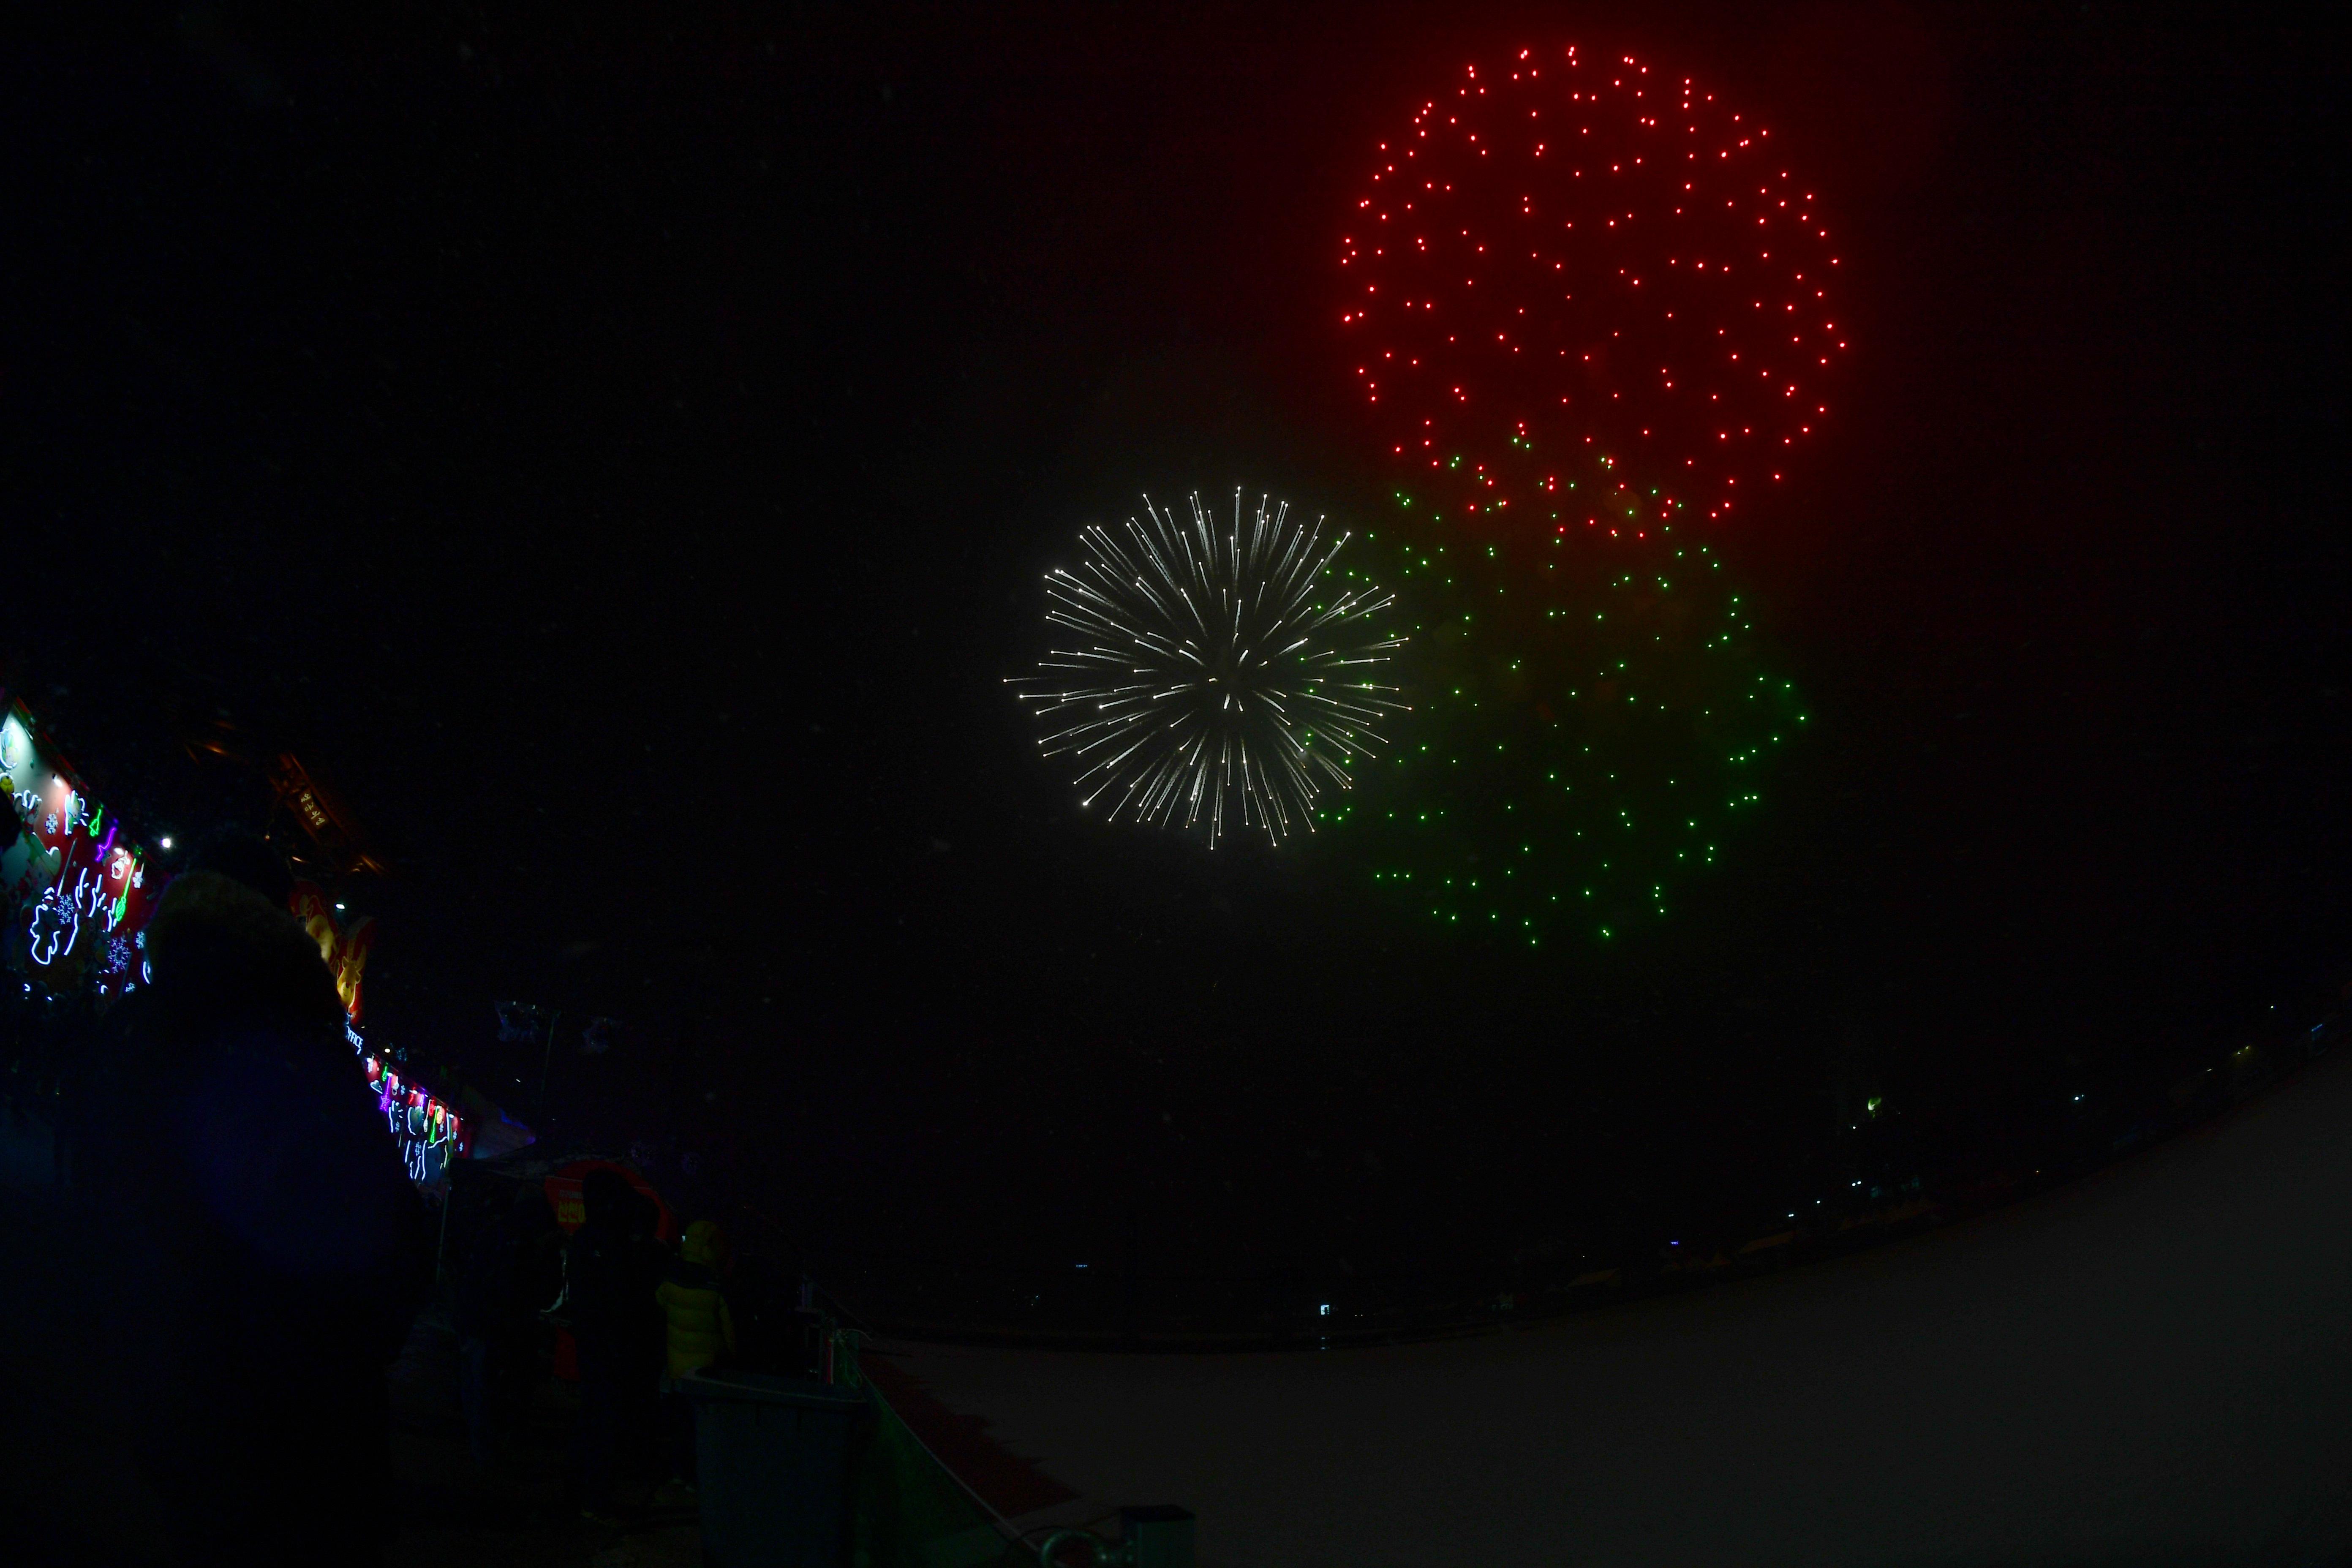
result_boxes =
[1323,492,1803,943]
[1013,489,1407,847]
[1340,47,1846,535]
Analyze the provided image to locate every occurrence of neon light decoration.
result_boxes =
[361,1043,470,1185]
[1,696,164,991]
[26,886,79,967]
[307,886,457,1184]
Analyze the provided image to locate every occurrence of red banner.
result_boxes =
[290,879,376,1022]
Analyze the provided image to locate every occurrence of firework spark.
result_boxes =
[1012,489,1407,847]
[1341,46,1846,536]
[1322,493,1804,944]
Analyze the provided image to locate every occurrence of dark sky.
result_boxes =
[3,4,2342,1285]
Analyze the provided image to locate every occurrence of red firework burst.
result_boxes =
[1340,47,1846,537]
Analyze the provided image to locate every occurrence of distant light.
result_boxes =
[158,836,173,850]
[1075,1263,1087,1270]
[1319,1303,1332,1317]
[335,903,346,912]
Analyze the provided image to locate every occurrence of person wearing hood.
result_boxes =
[73,849,434,1565]
[455,1181,561,1471]
[565,1167,667,1522]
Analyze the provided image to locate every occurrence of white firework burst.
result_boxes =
[1012,487,1407,847]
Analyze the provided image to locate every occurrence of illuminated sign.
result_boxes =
[270,753,387,878]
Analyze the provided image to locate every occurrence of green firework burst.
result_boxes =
[1318,494,1804,946]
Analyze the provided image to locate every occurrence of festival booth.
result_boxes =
[2,689,525,1193]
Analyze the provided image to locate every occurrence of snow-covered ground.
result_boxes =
[886,1048,2352,1566]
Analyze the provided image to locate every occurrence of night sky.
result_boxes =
[5,5,2342,1300]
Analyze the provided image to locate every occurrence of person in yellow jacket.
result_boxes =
[654,1219,735,1496]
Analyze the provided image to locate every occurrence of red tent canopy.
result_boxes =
[544,1158,675,1244]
